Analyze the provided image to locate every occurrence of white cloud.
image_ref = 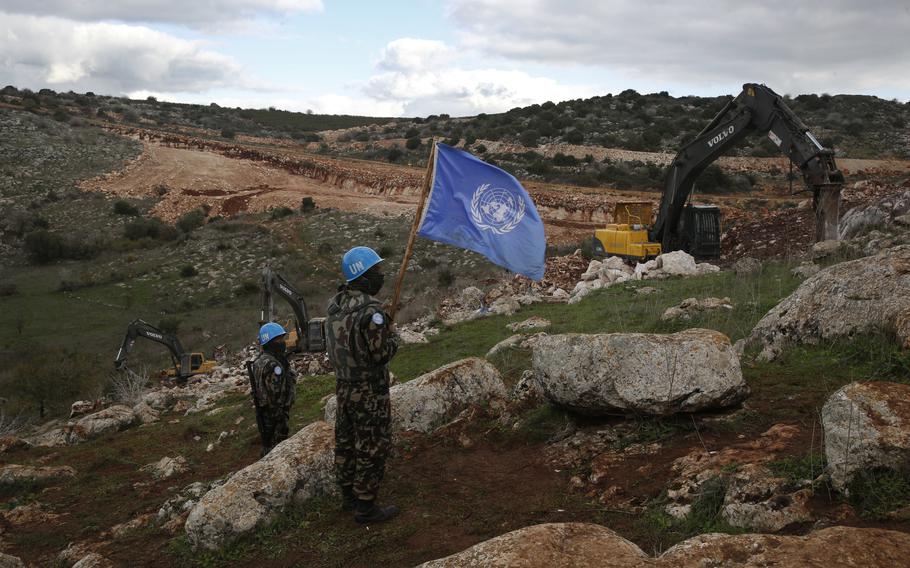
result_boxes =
[362,37,596,116]
[0,0,323,27]
[448,0,910,98]
[0,14,241,94]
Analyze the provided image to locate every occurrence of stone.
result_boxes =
[791,261,821,279]
[721,463,813,531]
[490,296,520,316]
[398,329,429,344]
[840,205,889,239]
[0,464,76,485]
[69,400,101,418]
[0,436,30,454]
[110,513,155,538]
[746,246,910,360]
[325,358,507,434]
[2,502,62,525]
[415,522,648,568]
[732,256,762,276]
[822,381,910,491]
[896,213,910,227]
[696,262,721,275]
[581,260,603,281]
[141,390,175,411]
[660,297,733,321]
[485,334,524,359]
[509,370,544,405]
[635,286,659,295]
[506,316,551,332]
[552,288,570,300]
[533,329,747,416]
[458,286,484,308]
[811,239,844,259]
[142,456,189,480]
[31,405,137,447]
[133,401,160,424]
[71,554,113,568]
[185,421,336,550]
[419,523,910,567]
[0,553,25,568]
[656,250,697,276]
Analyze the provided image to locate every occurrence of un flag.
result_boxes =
[417,143,546,280]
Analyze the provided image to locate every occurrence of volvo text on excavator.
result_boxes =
[114,319,216,382]
[593,83,845,260]
[260,267,326,354]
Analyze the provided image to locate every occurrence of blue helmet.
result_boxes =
[258,322,286,346]
[342,246,384,282]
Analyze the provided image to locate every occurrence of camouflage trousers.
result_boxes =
[256,406,290,457]
[334,379,392,501]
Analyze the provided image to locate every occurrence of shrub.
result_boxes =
[301,197,316,213]
[519,129,540,147]
[405,127,420,138]
[158,317,181,335]
[474,144,487,154]
[112,200,139,216]
[405,136,421,150]
[387,147,403,162]
[553,153,579,167]
[124,218,177,241]
[437,268,455,288]
[23,230,99,263]
[269,206,295,220]
[565,129,584,144]
[233,280,259,296]
[176,209,206,233]
[179,264,198,278]
[9,211,49,237]
[221,128,236,139]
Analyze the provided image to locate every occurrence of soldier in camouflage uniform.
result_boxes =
[250,322,297,457]
[326,246,400,524]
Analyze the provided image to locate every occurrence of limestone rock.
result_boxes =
[142,455,189,480]
[485,334,524,359]
[791,261,821,279]
[733,256,762,276]
[418,523,910,567]
[490,296,520,316]
[811,239,844,259]
[721,463,813,531]
[533,329,747,416]
[141,390,175,411]
[746,246,910,360]
[33,404,139,447]
[506,316,551,332]
[822,381,910,491]
[415,522,648,568]
[325,358,507,434]
[656,250,697,276]
[133,401,160,424]
[69,400,102,418]
[185,421,336,550]
[0,436,30,454]
[0,464,76,485]
[660,297,733,321]
[71,554,113,568]
[398,329,429,344]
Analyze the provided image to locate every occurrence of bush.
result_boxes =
[437,268,455,288]
[405,136,421,150]
[405,127,420,138]
[233,279,259,296]
[221,129,236,139]
[387,147,403,162]
[112,200,139,216]
[158,317,181,335]
[124,218,177,241]
[9,211,49,237]
[23,230,99,263]
[179,264,198,278]
[565,129,584,144]
[176,209,206,233]
[301,197,316,213]
[269,206,295,220]
[520,129,540,147]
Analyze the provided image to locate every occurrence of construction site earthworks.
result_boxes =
[3,87,910,567]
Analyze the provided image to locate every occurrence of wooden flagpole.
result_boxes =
[389,139,436,320]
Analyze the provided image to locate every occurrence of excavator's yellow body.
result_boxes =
[164,352,217,379]
[593,202,662,261]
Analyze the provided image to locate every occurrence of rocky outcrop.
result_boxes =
[185,421,335,550]
[325,358,507,434]
[0,464,76,485]
[532,329,747,416]
[791,261,821,279]
[822,381,910,491]
[660,297,733,321]
[720,463,813,531]
[0,436,30,454]
[30,405,137,447]
[416,523,910,567]
[839,188,910,239]
[746,245,910,359]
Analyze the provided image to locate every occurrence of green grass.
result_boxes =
[848,468,910,519]
[768,453,826,485]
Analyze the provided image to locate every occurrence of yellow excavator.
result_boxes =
[591,83,844,261]
[260,267,326,354]
[114,319,216,382]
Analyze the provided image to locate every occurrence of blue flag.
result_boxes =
[417,143,546,280]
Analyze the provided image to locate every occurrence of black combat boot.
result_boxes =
[341,486,357,512]
[354,498,399,524]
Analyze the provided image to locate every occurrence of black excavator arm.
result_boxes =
[260,267,326,353]
[114,318,192,379]
[650,83,845,255]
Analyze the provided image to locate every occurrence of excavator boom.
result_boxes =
[260,267,326,353]
[114,319,214,381]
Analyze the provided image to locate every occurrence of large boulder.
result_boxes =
[839,188,910,239]
[31,405,136,447]
[746,246,910,360]
[416,523,910,567]
[656,250,697,276]
[0,554,25,568]
[324,358,507,434]
[184,421,336,550]
[822,381,910,491]
[532,329,747,416]
[416,523,648,568]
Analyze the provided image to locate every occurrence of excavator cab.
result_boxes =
[592,201,662,261]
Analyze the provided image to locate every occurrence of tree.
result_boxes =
[406,136,421,150]
[519,129,540,148]
[6,351,99,418]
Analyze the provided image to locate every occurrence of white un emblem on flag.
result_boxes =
[470,183,526,235]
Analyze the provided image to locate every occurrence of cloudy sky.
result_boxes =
[1,0,908,117]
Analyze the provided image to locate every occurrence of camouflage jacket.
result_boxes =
[250,352,296,409]
[325,288,398,383]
